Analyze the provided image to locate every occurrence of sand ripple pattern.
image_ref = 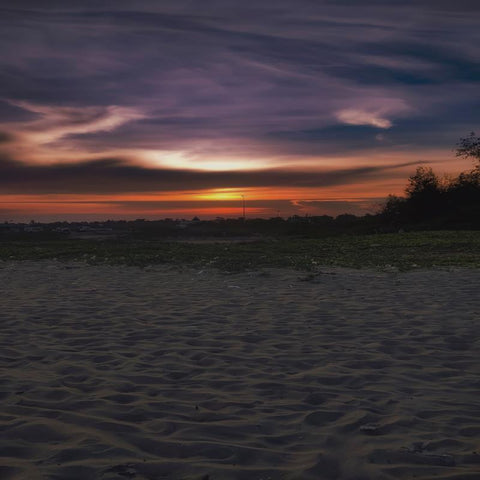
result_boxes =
[1,262,479,479]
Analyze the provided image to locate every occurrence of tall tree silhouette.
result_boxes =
[404,167,443,221]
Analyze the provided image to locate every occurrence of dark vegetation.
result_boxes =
[1,231,479,271]
[0,134,479,270]
[381,132,480,230]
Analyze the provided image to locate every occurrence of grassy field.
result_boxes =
[1,231,479,271]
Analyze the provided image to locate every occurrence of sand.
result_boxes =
[1,261,479,480]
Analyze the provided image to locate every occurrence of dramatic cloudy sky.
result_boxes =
[0,0,479,220]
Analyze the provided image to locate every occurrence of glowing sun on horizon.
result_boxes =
[194,189,246,201]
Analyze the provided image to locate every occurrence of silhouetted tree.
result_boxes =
[380,195,407,223]
[456,131,480,163]
[402,167,443,221]
[405,167,440,197]
[380,133,480,228]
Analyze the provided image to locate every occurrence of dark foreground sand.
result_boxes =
[1,261,479,480]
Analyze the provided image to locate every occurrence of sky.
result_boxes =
[0,0,479,221]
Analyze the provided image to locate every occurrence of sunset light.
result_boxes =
[0,2,477,221]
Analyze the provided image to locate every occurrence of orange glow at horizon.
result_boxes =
[0,182,397,222]
[0,176,407,205]
[2,154,472,221]
[0,184,398,209]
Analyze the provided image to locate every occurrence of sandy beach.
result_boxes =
[1,261,479,480]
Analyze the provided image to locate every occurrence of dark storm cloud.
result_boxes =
[0,0,478,172]
[0,155,422,195]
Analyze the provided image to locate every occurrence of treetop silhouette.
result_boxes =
[456,131,480,163]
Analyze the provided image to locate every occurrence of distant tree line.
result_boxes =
[380,132,480,229]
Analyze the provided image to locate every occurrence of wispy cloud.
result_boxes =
[9,101,144,142]
[0,101,145,163]
[336,109,393,129]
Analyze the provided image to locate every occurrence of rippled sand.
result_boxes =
[1,261,479,479]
